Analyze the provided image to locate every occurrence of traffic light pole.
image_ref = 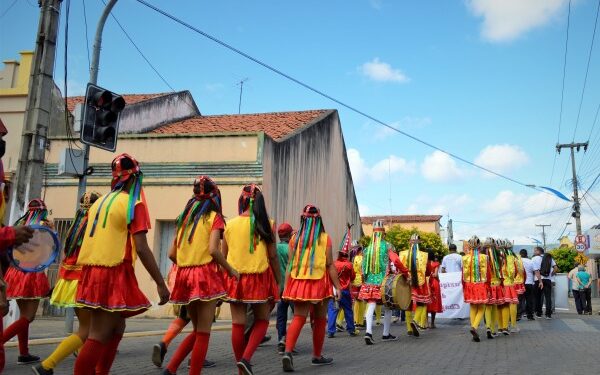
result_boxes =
[556,142,588,236]
[76,0,118,205]
[67,0,119,334]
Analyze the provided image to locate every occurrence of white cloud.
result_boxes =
[482,190,517,214]
[421,150,466,182]
[203,83,224,92]
[475,144,529,175]
[372,116,432,140]
[466,0,568,42]
[348,148,415,185]
[359,58,409,83]
[369,0,383,10]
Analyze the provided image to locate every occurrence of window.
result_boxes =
[158,220,176,278]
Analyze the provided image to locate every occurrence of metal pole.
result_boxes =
[535,224,551,250]
[570,147,582,235]
[67,0,118,333]
[11,0,62,223]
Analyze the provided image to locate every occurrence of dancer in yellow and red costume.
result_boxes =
[399,234,431,337]
[462,236,490,342]
[500,239,521,333]
[482,237,504,339]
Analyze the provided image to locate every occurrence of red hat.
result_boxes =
[194,176,218,199]
[27,198,47,211]
[0,118,7,136]
[278,222,293,237]
[111,153,141,188]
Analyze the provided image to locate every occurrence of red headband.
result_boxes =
[194,175,218,199]
[111,153,141,187]
[302,204,321,218]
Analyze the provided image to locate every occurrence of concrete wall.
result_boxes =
[262,110,362,250]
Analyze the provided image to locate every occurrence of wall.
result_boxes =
[262,110,362,249]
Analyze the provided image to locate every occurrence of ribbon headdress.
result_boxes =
[484,237,501,280]
[338,223,353,256]
[90,153,150,236]
[364,220,386,275]
[175,176,222,248]
[289,205,324,276]
[64,192,101,257]
[467,235,482,282]
[408,233,421,286]
[15,199,48,226]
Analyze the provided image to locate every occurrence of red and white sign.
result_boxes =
[575,235,588,252]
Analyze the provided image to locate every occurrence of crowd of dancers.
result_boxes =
[0,151,530,375]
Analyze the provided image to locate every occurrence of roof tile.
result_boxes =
[361,215,442,225]
[66,93,168,113]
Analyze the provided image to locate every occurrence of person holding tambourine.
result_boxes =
[73,153,170,375]
[32,191,101,375]
[2,199,53,365]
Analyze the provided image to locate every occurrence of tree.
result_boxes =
[359,225,447,257]
[548,247,577,273]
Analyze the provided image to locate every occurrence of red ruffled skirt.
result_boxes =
[350,285,361,300]
[463,282,488,304]
[488,285,505,305]
[358,283,382,302]
[427,278,443,313]
[412,283,432,304]
[514,283,525,295]
[225,268,279,303]
[170,262,227,304]
[76,262,150,317]
[503,285,519,304]
[283,274,333,303]
[5,267,49,299]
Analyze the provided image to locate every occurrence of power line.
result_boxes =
[81,0,91,71]
[134,0,552,194]
[572,0,600,141]
[0,0,18,19]
[451,205,571,225]
[583,195,600,221]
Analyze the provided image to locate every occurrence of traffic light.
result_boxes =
[80,83,125,152]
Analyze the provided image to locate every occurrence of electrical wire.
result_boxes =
[133,0,553,194]
[583,195,600,221]
[0,0,18,19]
[82,0,91,71]
[451,205,571,225]
[572,0,600,141]
[558,0,572,143]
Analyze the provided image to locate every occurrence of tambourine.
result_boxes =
[9,225,60,273]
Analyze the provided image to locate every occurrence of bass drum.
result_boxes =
[381,273,412,310]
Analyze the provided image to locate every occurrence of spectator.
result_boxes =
[532,247,558,319]
[518,249,535,321]
[276,222,294,354]
[441,244,462,273]
[573,265,592,315]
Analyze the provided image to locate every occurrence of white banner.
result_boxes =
[437,272,470,319]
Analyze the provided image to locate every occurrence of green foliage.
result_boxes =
[358,226,447,258]
[548,247,577,273]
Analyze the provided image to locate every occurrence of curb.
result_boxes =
[5,322,278,347]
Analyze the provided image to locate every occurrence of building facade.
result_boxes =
[361,215,442,237]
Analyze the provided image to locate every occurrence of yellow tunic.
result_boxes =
[462,253,489,283]
[514,256,525,284]
[225,216,271,274]
[288,232,328,280]
[399,249,428,287]
[352,254,363,287]
[176,211,218,267]
[502,254,517,287]
[78,192,140,267]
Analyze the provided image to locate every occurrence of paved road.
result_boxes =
[5,315,598,375]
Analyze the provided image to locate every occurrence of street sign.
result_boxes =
[575,243,586,252]
[574,234,588,252]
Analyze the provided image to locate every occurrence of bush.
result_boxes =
[548,247,577,273]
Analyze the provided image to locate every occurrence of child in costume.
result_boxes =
[162,176,237,375]
[276,222,294,354]
[427,251,443,329]
[281,205,342,372]
[73,153,170,375]
[399,234,431,337]
[33,192,101,375]
[350,245,366,328]
[462,236,490,342]
[327,224,356,338]
[223,184,281,375]
[359,220,409,345]
[483,238,504,338]
[3,199,52,365]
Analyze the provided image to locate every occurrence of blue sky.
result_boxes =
[2,0,600,244]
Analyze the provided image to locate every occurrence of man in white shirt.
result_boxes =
[531,247,558,319]
[441,244,462,273]
[518,249,535,320]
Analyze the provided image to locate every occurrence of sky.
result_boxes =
[2,0,600,245]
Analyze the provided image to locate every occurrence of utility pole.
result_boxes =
[536,224,551,250]
[11,0,62,223]
[447,218,454,247]
[237,78,248,114]
[556,142,588,235]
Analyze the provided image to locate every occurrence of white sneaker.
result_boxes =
[509,327,520,333]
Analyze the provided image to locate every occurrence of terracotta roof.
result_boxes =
[66,93,168,113]
[149,110,330,141]
[361,215,442,225]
